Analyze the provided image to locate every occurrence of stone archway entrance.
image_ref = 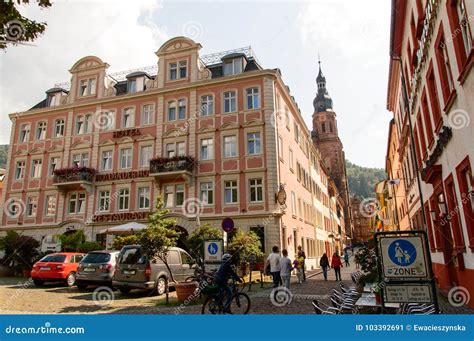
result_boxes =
[173,225,189,252]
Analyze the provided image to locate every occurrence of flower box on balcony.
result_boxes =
[53,167,96,183]
[149,156,195,174]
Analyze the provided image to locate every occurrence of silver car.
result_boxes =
[76,250,119,289]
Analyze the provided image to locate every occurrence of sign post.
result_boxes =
[202,239,224,272]
[374,230,439,313]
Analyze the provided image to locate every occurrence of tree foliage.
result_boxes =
[0,230,40,269]
[138,197,179,282]
[0,0,52,50]
[346,160,385,199]
[0,145,8,169]
[58,230,85,252]
[227,230,264,264]
[112,234,140,251]
[187,223,222,258]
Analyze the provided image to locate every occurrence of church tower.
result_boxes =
[311,60,350,231]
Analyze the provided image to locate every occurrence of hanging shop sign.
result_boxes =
[95,170,150,182]
[379,235,429,279]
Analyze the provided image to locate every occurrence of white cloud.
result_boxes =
[0,0,168,143]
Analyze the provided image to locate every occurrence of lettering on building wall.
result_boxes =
[92,211,151,223]
[95,170,150,182]
[112,128,141,139]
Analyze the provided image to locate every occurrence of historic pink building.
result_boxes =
[0,37,346,266]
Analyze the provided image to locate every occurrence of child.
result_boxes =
[293,255,305,283]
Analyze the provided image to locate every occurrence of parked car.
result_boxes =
[75,250,119,289]
[113,245,195,295]
[31,252,85,287]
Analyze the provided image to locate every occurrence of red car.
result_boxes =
[31,252,85,287]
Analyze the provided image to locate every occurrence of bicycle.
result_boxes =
[201,277,251,314]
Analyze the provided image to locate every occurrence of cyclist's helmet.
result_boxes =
[222,253,232,262]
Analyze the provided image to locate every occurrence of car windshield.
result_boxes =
[40,255,66,263]
[81,253,111,264]
[118,247,146,265]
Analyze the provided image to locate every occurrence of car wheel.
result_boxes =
[33,280,44,286]
[155,277,167,296]
[119,287,131,295]
[65,272,76,287]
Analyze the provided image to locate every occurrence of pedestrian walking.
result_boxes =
[354,251,360,269]
[293,254,305,283]
[265,245,281,288]
[331,252,343,281]
[319,253,329,281]
[279,249,292,289]
[297,245,306,282]
[343,250,350,267]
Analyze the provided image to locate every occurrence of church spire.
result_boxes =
[313,58,333,112]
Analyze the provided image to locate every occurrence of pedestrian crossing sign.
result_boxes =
[379,236,429,279]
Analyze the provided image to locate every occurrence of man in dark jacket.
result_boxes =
[214,253,242,311]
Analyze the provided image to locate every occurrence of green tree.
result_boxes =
[0,1,52,50]
[227,230,264,264]
[187,223,222,258]
[0,230,40,270]
[112,234,140,251]
[59,230,85,252]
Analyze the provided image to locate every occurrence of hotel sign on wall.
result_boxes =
[95,170,150,182]
[92,211,150,223]
[112,128,141,139]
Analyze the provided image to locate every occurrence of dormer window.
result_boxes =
[126,72,148,93]
[224,58,243,76]
[169,60,187,80]
[128,79,137,93]
[47,93,61,107]
[79,78,96,97]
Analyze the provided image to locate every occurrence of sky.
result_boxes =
[0,0,392,168]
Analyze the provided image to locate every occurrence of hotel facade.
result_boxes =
[387,0,474,306]
[0,37,347,268]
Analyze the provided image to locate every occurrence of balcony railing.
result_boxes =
[53,167,96,192]
[149,156,195,183]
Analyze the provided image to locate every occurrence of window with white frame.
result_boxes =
[247,132,261,155]
[278,136,283,159]
[76,114,92,134]
[19,124,30,143]
[120,148,132,169]
[224,180,238,204]
[117,188,130,211]
[49,157,60,176]
[169,62,177,80]
[223,58,243,75]
[138,187,151,209]
[285,110,290,130]
[139,146,153,167]
[98,190,110,212]
[36,121,47,140]
[72,153,89,167]
[68,192,86,214]
[166,143,175,158]
[15,161,25,180]
[223,91,237,113]
[201,95,214,116]
[141,104,154,125]
[54,119,65,137]
[249,178,263,202]
[175,184,184,206]
[440,42,454,92]
[26,196,38,217]
[246,88,260,110]
[178,99,186,120]
[30,159,42,178]
[122,108,134,128]
[168,101,177,121]
[164,185,174,208]
[291,191,296,217]
[98,111,115,131]
[200,138,214,160]
[79,78,96,97]
[458,0,472,57]
[101,150,113,171]
[223,135,237,158]
[179,61,187,78]
[45,195,56,216]
[177,141,186,156]
[294,122,300,142]
[200,182,214,205]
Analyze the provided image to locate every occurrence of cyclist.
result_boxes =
[214,253,243,312]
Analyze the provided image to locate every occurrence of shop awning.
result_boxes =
[99,222,147,235]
